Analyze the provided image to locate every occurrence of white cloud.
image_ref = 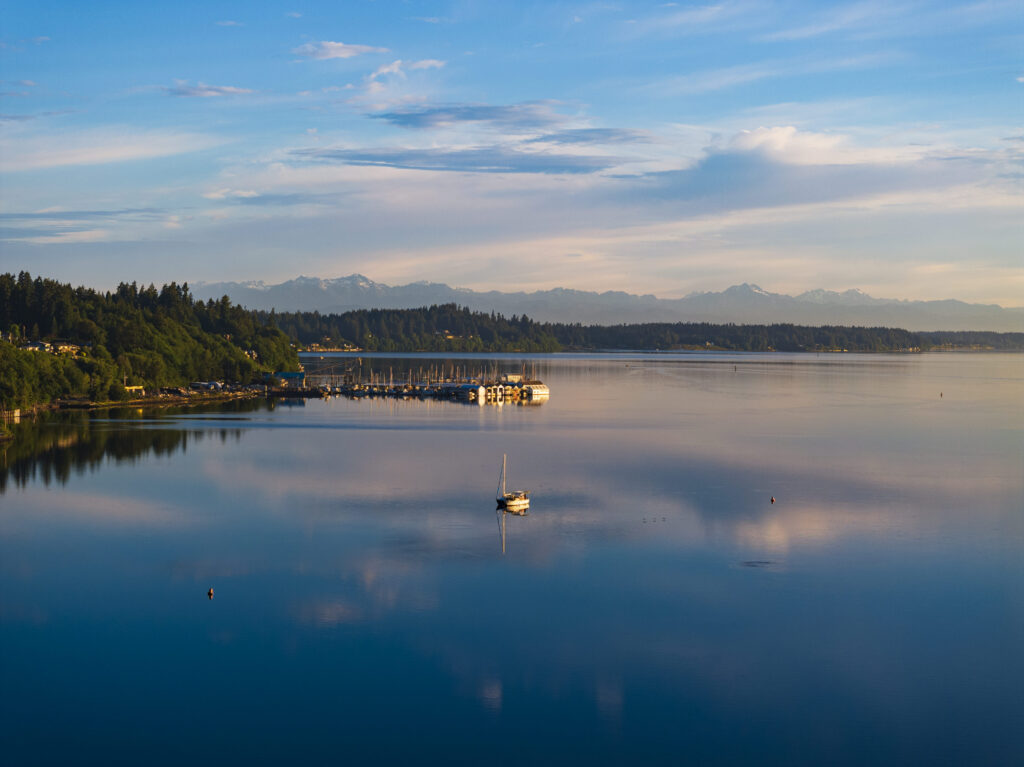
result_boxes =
[293,41,389,60]
[370,60,405,80]
[215,20,243,27]
[202,188,259,200]
[628,2,749,36]
[762,0,909,41]
[13,228,112,244]
[729,125,924,165]
[0,128,224,171]
[655,52,900,94]
[409,59,446,70]
[356,59,445,98]
[164,80,255,97]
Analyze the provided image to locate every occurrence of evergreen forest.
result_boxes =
[2,272,1021,411]
[270,305,1023,354]
[1,272,298,410]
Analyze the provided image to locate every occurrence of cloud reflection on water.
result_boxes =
[1,354,1021,763]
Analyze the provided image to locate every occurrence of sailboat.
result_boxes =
[496,454,530,512]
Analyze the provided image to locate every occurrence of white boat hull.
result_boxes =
[498,497,530,512]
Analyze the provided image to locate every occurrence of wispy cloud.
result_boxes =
[627,2,751,36]
[370,60,404,80]
[293,41,389,60]
[215,20,243,27]
[409,59,445,70]
[357,58,447,96]
[371,101,567,129]
[0,128,223,171]
[527,128,651,145]
[291,145,618,174]
[163,80,256,97]
[0,36,49,52]
[762,1,910,41]
[11,228,113,244]
[0,207,162,221]
[655,52,899,94]
[202,188,259,200]
[0,109,75,122]
[655,3,740,26]
[0,207,171,245]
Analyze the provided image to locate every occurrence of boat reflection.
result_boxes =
[495,506,528,555]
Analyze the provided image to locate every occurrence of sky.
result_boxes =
[0,0,1021,305]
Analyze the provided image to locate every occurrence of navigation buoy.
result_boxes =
[770,496,775,505]
[207,588,214,599]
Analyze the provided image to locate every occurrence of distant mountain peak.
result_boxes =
[721,283,773,298]
[190,275,1023,332]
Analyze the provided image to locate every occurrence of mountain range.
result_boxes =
[192,275,1024,332]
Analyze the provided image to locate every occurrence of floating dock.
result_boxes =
[296,363,549,405]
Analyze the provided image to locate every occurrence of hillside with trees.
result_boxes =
[266,304,561,352]
[271,305,1024,353]
[1,272,299,410]
[3,273,1020,412]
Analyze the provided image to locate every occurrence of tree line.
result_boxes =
[270,304,1024,353]
[3,272,1020,411]
[1,272,299,410]
[265,304,562,352]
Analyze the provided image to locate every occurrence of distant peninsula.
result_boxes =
[193,275,1024,333]
[3,273,1022,414]
[270,304,1024,354]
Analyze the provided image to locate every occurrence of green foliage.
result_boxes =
[268,304,562,352]
[554,322,925,352]
[3,271,1018,411]
[0,272,300,409]
[270,305,1023,354]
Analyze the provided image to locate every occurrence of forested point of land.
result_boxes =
[3,272,1021,412]
[270,305,1024,354]
[1,272,299,410]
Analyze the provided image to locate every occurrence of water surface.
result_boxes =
[1,353,1022,765]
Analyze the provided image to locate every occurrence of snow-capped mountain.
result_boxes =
[191,277,1024,332]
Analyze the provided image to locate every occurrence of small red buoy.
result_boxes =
[208,588,214,599]
[770,496,775,505]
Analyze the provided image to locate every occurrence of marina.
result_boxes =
[294,358,550,404]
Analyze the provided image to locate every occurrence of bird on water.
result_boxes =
[771,496,775,505]
[208,588,214,599]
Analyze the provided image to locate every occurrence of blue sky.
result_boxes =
[1,0,1021,304]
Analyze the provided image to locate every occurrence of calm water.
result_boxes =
[1,353,1022,765]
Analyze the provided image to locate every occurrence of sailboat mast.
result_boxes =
[502,454,507,496]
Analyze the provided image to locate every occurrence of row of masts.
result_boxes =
[304,360,542,389]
